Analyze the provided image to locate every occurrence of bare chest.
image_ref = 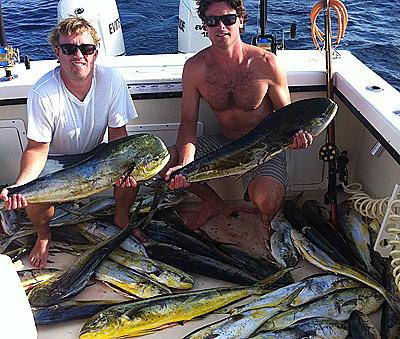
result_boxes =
[199,67,269,112]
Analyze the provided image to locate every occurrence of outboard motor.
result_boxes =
[178,0,210,53]
[58,0,125,57]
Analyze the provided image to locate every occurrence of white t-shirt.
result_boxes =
[27,65,137,155]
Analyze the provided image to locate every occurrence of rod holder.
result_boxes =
[370,141,385,157]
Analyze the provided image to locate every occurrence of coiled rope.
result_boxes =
[310,0,348,49]
[342,182,400,291]
[342,182,390,221]
[387,199,400,289]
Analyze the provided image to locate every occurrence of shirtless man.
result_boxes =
[165,0,312,240]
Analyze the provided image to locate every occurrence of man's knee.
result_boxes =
[247,176,285,214]
[26,203,54,225]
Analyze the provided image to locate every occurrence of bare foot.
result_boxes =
[132,227,147,243]
[29,235,51,269]
[186,200,225,230]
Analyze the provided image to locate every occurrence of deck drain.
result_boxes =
[366,85,384,92]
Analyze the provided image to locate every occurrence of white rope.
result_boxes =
[342,182,400,292]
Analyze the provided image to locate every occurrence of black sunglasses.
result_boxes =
[204,14,237,27]
[59,44,97,56]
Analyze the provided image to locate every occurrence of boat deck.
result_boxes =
[24,197,382,338]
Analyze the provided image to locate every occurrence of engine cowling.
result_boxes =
[178,0,210,53]
[57,0,125,57]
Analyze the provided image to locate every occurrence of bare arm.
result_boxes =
[266,52,291,111]
[108,125,128,142]
[16,140,49,186]
[267,53,313,149]
[165,58,201,182]
[0,140,49,209]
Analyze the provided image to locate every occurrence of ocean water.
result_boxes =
[1,0,399,91]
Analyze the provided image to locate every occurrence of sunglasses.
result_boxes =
[204,14,238,27]
[59,44,97,56]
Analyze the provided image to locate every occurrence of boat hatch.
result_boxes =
[0,119,26,185]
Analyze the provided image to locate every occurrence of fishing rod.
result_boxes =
[252,0,276,53]
[323,0,339,229]
[311,0,348,229]
[260,0,267,37]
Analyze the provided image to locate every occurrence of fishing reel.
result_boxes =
[319,143,349,184]
[319,143,339,206]
[0,45,19,81]
[319,142,338,162]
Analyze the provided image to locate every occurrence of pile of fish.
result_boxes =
[2,198,399,338]
[2,99,399,337]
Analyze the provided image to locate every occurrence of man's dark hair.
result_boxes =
[197,0,248,32]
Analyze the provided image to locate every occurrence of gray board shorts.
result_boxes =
[195,135,287,200]
[39,143,106,178]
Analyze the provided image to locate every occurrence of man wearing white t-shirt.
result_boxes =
[0,17,139,268]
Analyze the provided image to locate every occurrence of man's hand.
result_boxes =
[164,165,191,190]
[290,130,313,150]
[0,187,27,210]
[115,175,138,188]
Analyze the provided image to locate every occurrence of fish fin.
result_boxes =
[281,283,308,308]
[0,237,14,253]
[98,281,137,299]
[115,163,137,188]
[342,299,359,308]
[385,291,400,317]
[257,267,295,291]
[133,322,179,336]
[140,182,169,230]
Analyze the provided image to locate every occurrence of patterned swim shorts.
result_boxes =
[195,135,287,196]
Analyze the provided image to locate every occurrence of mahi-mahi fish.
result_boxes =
[175,98,337,182]
[79,269,291,339]
[0,134,170,209]
[28,204,145,307]
[291,228,400,316]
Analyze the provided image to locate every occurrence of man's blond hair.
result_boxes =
[49,16,101,48]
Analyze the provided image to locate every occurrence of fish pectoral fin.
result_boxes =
[341,299,358,308]
[115,163,137,188]
[97,280,137,299]
[117,322,180,337]
[149,322,185,331]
